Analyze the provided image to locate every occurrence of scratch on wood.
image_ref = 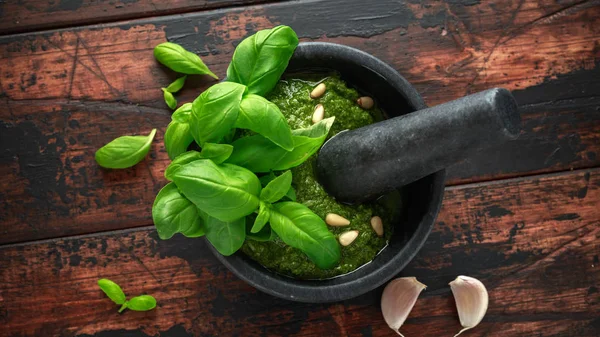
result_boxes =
[67,38,79,100]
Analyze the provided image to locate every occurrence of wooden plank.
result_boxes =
[1,168,598,336]
[1,0,599,243]
[0,0,275,35]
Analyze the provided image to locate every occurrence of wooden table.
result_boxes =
[1,0,599,336]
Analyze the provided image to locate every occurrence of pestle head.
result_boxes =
[316,88,520,204]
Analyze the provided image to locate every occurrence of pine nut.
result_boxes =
[326,213,350,226]
[312,104,324,124]
[339,230,359,246]
[371,216,384,237]
[357,96,374,109]
[310,83,326,99]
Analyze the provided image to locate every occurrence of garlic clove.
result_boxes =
[381,277,427,336]
[449,275,489,337]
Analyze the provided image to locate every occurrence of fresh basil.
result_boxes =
[166,75,187,93]
[152,182,205,239]
[205,216,246,256]
[190,82,247,145]
[227,117,335,172]
[164,151,203,180]
[165,121,194,160]
[251,201,271,233]
[259,171,296,201]
[154,42,218,79]
[246,216,274,242]
[171,159,261,222]
[127,295,157,311]
[227,25,298,96]
[260,170,292,203]
[172,103,192,123]
[236,94,293,151]
[199,143,233,164]
[95,129,157,169]
[269,202,340,269]
[162,88,177,109]
[284,186,297,202]
[98,278,126,305]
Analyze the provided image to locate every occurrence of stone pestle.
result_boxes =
[315,88,521,204]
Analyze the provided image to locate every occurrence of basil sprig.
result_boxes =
[151,26,342,269]
[98,278,157,313]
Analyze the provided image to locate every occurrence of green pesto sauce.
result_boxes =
[241,75,395,280]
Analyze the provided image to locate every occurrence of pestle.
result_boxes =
[315,88,521,204]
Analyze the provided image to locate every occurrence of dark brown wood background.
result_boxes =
[0,0,598,336]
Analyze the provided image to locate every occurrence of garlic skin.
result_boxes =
[381,277,427,336]
[449,275,489,337]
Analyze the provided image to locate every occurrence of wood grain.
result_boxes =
[0,0,599,244]
[1,168,598,336]
[0,0,274,35]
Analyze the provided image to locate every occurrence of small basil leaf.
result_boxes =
[251,201,271,233]
[284,186,296,202]
[270,202,340,269]
[227,25,298,96]
[165,121,194,160]
[260,170,292,203]
[166,75,187,93]
[227,117,335,172]
[164,151,203,180]
[236,94,293,151]
[152,182,204,239]
[162,88,177,109]
[97,278,126,305]
[190,82,246,145]
[199,143,233,164]
[154,42,218,79]
[246,216,274,242]
[171,159,261,222]
[205,216,246,256]
[127,295,157,311]
[172,103,192,123]
[95,129,157,169]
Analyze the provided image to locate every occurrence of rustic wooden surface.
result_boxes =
[0,0,598,336]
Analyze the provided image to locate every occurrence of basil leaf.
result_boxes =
[251,201,271,233]
[270,202,340,269]
[236,94,293,151]
[164,151,203,180]
[199,143,233,164]
[190,82,246,145]
[171,159,261,222]
[152,182,205,239]
[154,42,218,79]
[246,216,274,242]
[205,216,246,256]
[97,278,126,305]
[284,186,296,201]
[162,88,177,109]
[260,170,292,203]
[95,129,157,169]
[227,117,335,172]
[172,103,192,123]
[127,295,157,311]
[166,75,187,93]
[227,25,298,96]
[165,121,194,160]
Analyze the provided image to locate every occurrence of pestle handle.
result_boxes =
[316,88,520,204]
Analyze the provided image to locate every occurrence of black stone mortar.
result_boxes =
[207,42,519,303]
